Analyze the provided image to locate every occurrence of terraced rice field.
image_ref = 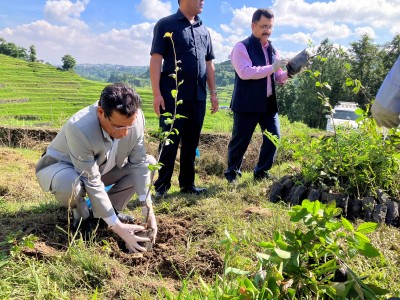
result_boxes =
[0,54,232,132]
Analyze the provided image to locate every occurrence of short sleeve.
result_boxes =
[150,21,166,56]
[205,30,215,61]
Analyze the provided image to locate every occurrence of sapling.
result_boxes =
[139,32,186,250]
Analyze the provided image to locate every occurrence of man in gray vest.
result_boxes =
[225,8,292,183]
[36,83,157,253]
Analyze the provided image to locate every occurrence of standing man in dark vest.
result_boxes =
[224,8,290,183]
[150,0,218,197]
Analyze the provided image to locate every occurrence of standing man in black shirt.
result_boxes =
[150,0,218,197]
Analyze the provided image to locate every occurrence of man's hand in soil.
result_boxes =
[142,206,157,244]
[110,220,150,253]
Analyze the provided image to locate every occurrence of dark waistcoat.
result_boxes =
[230,35,278,113]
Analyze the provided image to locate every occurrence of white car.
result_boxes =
[326,102,359,132]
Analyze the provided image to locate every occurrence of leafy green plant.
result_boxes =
[145,31,187,219]
[223,200,387,299]
[291,106,400,198]
[162,201,388,299]
[290,57,400,198]
[0,231,38,257]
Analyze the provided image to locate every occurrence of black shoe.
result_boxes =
[253,172,269,181]
[180,186,207,195]
[254,172,276,181]
[116,212,135,224]
[155,190,168,199]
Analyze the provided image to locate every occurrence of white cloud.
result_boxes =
[136,0,172,21]
[0,20,155,65]
[208,28,232,63]
[312,23,352,40]
[44,0,89,29]
[390,24,400,36]
[279,32,313,45]
[272,0,400,34]
[220,6,255,35]
[2,0,400,66]
[220,2,233,14]
[354,27,376,39]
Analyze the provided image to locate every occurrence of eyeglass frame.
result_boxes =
[107,115,136,131]
[257,24,274,30]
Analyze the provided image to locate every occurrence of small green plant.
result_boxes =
[290,57,400,198]
[145,31,186,220]
[0,231,38,257]
[163,201,388,299]
[222,200,387,299]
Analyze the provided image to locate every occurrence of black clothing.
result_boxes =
[155,101,206,193]
[150,9,214,102]
[151,9,214,193]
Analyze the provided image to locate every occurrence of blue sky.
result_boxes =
[0,0,399,66]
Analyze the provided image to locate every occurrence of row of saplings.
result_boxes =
[269,174,399,227]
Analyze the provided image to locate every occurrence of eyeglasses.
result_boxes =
[257,24,274,30]
[107,116,136,131]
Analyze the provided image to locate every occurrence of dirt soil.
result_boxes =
[0,207,224,288]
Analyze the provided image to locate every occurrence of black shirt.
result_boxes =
[151,9,214,102]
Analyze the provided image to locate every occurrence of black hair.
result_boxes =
[98,83,141,118]
[252,8,274,23]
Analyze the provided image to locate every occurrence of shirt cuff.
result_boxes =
[103,214,119,227]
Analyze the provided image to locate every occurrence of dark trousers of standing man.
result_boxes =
[154,101,206,194]
[224,111,280,181]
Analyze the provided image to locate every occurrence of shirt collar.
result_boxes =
[176,9,202,25]
[101,127,113,142]
[250,34,270,48]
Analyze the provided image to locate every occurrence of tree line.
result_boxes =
[0,37,36,62]
[2,34,400,130]
[277,34,400,129]
[0,37,76,70]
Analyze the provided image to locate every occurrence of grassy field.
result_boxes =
[0,142,399,299]
[1,54,400,299]
[0,54,233,132]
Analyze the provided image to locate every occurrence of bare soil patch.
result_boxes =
[0,207,224,288]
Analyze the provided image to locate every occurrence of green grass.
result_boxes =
[0,54,233,132]
[0,145,399,299]
[1,54,399,299]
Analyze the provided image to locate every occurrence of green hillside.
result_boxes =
[0,54,232,132]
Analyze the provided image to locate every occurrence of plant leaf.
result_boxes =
[171,89,177,98]
[356,222,378,234]
[224,267,250,276]
[357,243,380,258]
[289,208,309,222]
[341,217,354,232]
[354,232,370,243]
[256,252,271,262]
[274,248,291,259]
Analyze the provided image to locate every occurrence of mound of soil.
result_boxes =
[0,208,224,285]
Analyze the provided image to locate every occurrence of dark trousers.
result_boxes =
[224,111,280,181]
[154,101,206,193]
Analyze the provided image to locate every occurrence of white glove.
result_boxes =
[141,206,158,244]
[371,101,400,128]
[110,220,150,253]
[272,58,289,72]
